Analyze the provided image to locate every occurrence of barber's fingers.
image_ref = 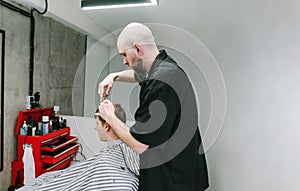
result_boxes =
[94,112,101,117]
[104,101,115,113]
[98,86,106,102]
[99,100,113,111]
[105,85,112,97]
[97,100,113,120]
[98,84,105,98]
[96,104,105,119]
[98,85,113,102]
[98,73,116,101]
[101,99,113,107]
[99,102,103,113]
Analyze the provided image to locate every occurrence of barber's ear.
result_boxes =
[132,42,143,56]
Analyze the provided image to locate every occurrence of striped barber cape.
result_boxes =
[17,140,139,191]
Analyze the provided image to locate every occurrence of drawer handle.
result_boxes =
[54,144,79,159]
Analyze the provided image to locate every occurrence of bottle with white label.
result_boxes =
[20,121,27,135]
[42,116,49,135]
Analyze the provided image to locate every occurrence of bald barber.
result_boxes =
[98,22,209,191]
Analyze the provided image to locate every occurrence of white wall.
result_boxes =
[84,37,110,117]
[199,1,300,190]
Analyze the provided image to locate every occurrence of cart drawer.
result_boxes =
[41,136,78,152]
[42,143,79,164]
[42,156,73,173]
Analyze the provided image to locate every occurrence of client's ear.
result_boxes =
[103,122,111,132]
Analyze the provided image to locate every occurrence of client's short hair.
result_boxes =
[95,102,126,124]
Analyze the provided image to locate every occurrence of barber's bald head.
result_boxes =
[117,22,156,51]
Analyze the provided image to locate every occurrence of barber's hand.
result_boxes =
[98,100,115,122]
[98,73,117,102]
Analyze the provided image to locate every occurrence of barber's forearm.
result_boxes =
[114,70,136,83]
[107,114,148,154]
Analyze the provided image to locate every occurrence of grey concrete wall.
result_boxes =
[0,3,86,190]
[33,13,86,116]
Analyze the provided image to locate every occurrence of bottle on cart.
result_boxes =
[20,121,27,135]
[36,121,42,136]
[37,121,42,130]
[42,116,49,135]
[52,106,60,130]
[27,125,32,136]
[30,119,37,136]
[49,120,53,133]
[32,126,36,136]
[59,117,67,128]
[26,116,37,136]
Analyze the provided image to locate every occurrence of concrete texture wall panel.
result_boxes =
[33,14,86,115]
[0,3,86,190]
[0,4,31,190]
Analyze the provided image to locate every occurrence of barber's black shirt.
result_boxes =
[130,50,209,191]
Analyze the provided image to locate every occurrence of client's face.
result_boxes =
[95,118,107,141]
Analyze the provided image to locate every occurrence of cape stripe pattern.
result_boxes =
[17,140,139,191]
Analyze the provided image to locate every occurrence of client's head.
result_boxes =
[94,102,126,142]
